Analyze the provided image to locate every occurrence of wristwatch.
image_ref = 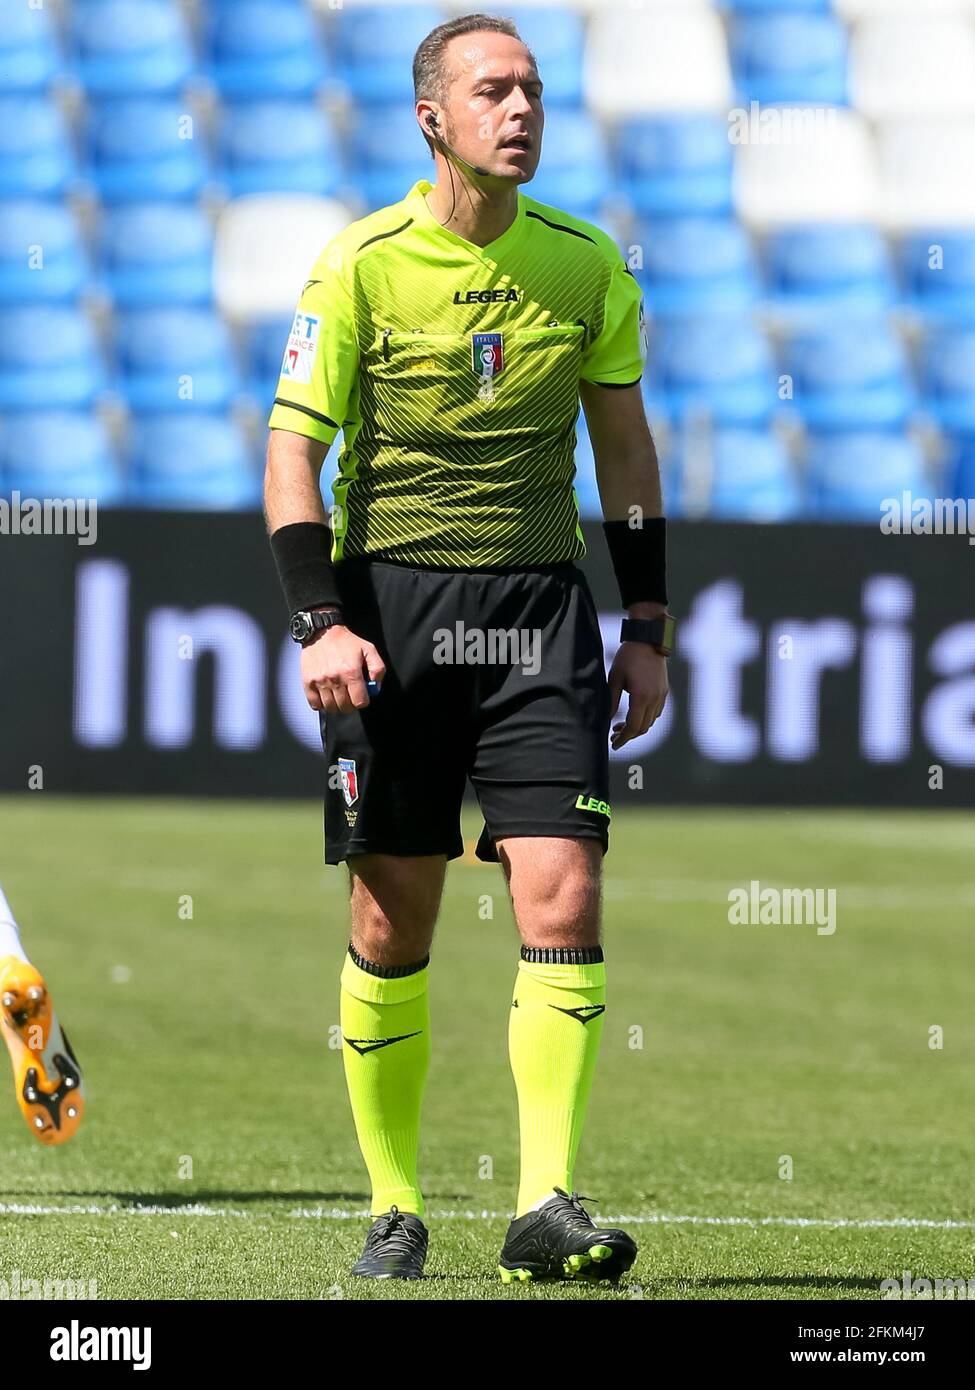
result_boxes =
[289,608,345,645]
[620,614,676,657]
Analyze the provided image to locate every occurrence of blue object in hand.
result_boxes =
[366,679,381,698]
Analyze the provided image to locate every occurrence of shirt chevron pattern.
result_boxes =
[269,178,645,568]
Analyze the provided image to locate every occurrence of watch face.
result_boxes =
[290,613,312,643]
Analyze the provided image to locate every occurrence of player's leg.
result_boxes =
[468,564,636,1280]
[0,880,85,1146]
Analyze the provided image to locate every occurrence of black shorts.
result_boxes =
[319,557,611,865]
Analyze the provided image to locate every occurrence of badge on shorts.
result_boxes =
[338,757,359,807]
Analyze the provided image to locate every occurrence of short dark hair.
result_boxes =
[413,13,534,159]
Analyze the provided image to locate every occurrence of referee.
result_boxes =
[264,13,672,1284]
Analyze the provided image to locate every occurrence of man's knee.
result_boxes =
[348,854,445,962]
[498,838,602,947]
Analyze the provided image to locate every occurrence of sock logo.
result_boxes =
[550,1004,606,1026]
[343,1031,422,1056]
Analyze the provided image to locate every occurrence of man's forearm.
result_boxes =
[263,429,330,533]
[595,438,668,617]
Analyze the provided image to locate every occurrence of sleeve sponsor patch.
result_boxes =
[281,311,321,384]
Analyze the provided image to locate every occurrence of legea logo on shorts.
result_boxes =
[432,622,541,676]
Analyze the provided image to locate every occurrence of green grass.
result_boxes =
[1,797,973,1300]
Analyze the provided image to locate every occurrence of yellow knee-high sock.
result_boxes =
[508,947,606,1217]
[340,947,431,1218]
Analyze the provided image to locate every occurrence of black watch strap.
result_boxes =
[620,615,675,656]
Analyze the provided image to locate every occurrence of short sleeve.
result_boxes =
[579,258,647,387]
[267,237,359,445]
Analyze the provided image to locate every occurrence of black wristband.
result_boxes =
[268,521,342,618]
[602,516,667,608]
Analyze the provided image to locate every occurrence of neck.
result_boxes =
[424,167,519,249]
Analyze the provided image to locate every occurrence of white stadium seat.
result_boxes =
[837,0,975,18]
[734,108,880,230]
[213,194,353,322]
[849,17,975,120]
[877,119,975,230]
[585,6,732,119]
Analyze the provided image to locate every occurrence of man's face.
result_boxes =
[437,32,544,182]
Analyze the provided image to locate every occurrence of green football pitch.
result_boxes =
[1,796,973,1301]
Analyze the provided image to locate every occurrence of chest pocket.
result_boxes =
[363,323,587,439]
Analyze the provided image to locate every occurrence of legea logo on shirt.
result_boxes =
[282,311,321,384]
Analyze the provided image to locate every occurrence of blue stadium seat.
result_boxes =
[731,13,848,106]
[635,218,759,317]
[331,5,445,106]
[0,0,61,93]
[0,201,87,304]
[349,103,432,211]
[129,413,259,508]
[0,95,74,198]
[669,427,801,521]
[206,1,330,101]
[505,8,584,107]
[247,317,293,408]
[943,432,975,501]
[766,225,895,324]
[100,203,212,307]
[87,99,210,202]
[0,306,105,409]
[617,115,733,219]
[781,321,915,429]
[114,307,241,411]
[805,431,928,520]
[901,231,975,326]
[572,410,601,519]
[0,410,124,503]
[520,109,610,218]
[919,328,975,433]
[68,0,195,97]
[645,317,778,426]
[219,102,342,197]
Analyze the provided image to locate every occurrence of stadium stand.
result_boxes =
[2,0,972,515]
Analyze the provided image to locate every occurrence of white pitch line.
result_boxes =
[1,1201,974,1232]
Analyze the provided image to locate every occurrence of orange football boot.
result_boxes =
[0,957,84,1145]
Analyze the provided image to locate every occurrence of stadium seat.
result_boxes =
[804,430,928,520]
[670,426,801,521]
[572,412,601,520]
[206,2,330,101]
[720,0,833,11]
[0,306,106,410]
[730,13,848,106]
[518,108,610,217]
[877,120,975,230]
[213,194,350,321]
[68,0,195,97]
[735,108,880,228]
[919,328,975,432]
[349,103,434,211]
[836,0,975,14]
[99,203,212,307]
[331,6,446,106]
[645,317,778,426]
[0,411,124,503]
[219,102,342,198]
[635,218,760,317]
[617,115,733,219]
[128,413,260,508]
[114,307,242,411]
[849,16,975,120]
[0,95,75,198]
[900,231,975,325]
[0,201,88,305]
[942,431,975,501]
[247,317,293,409]
[0,0,61,93]
[585,6,733,117]
[87,99,210,203]
[765,225,895,324]
[781,321,915,430]
[504,8,585,107]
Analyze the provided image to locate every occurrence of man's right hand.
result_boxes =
[301,622,386,713]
